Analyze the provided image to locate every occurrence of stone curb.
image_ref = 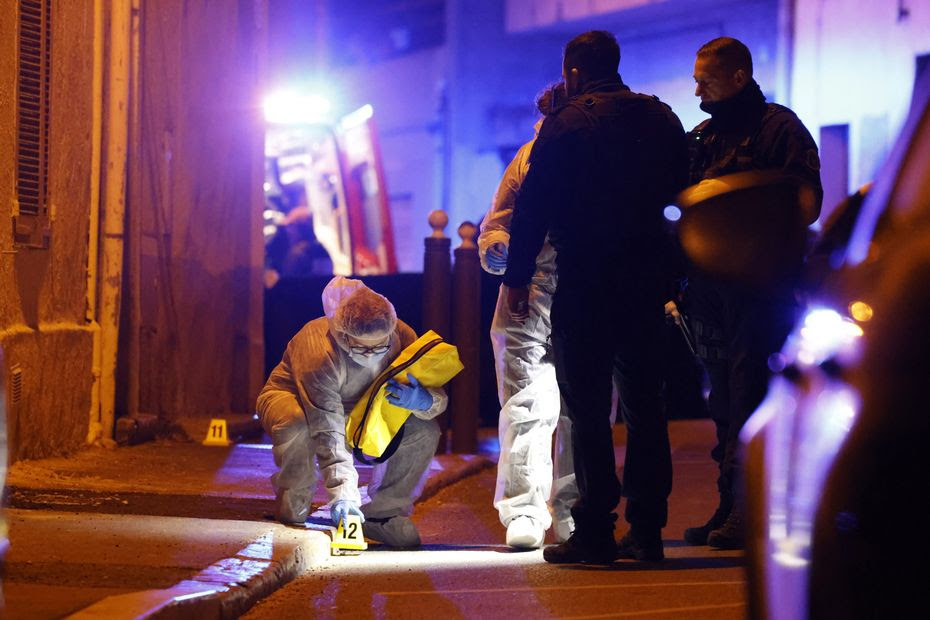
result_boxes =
[5,455,496,520]
[5,486,278,520]
[67,528,329,620]
[418,454,495,504]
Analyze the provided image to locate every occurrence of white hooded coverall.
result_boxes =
[257,277,447,521]
[478,125,578,534]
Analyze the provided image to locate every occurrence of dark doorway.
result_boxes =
[819,124,850,222]
[916,53,930,82]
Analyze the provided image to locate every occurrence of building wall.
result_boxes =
[1,0,268,458]
[126,0,266,420]
[289,1,778,269]
[506,0,663,32]
[446,0,780,229]
[0,0,96,460]
[791,0,930,221]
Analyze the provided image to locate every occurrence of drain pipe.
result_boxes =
[99,0,132,442]
[86,0,104,443]
[89,0,131,444]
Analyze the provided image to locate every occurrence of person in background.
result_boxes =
[671,36,822,550]
[504,30,689,563]
[479,82,579,550]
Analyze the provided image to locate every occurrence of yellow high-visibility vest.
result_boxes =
[346,330,463,461]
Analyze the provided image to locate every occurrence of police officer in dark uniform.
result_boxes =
[674,37,823,549]
[503,30,688,563]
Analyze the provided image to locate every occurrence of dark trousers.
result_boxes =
[550,266,672,537]
[660,321,709,420]
[687,275,796,496]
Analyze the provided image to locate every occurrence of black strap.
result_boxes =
[351,336,446,464]
[354,426,404,465]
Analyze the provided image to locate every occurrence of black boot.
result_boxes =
[683,498,731,546]
[616,526,664,561]
[707,501,744,550]
[543,531,617,564]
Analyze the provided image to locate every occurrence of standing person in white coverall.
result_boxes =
[257,276,446,548]
[479,84,579,549]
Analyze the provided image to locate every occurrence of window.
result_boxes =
[14,0,51,248]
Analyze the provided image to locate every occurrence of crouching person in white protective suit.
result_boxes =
[478,83,579,550]
[257,276,446,548]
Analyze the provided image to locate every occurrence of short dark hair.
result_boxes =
[563,31,620,80]
[535,82,566,114]
[697,37,753,77]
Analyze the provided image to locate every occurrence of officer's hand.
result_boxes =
[507,285,530,322]
[386,374,434,411]
[486,242,509,272]
[665,300,681,326]
[331,500,364,526]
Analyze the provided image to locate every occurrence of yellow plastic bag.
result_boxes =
[346,330,463,461]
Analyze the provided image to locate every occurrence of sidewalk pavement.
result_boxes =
[1,416,494,619]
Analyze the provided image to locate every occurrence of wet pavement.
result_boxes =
[1,418,727,619]
[1,415,492,619]
[243,419,743,619]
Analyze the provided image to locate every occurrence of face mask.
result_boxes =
[349,350,388,368]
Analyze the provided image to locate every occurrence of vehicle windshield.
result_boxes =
[886,101,930,226]
[846,68,930,265]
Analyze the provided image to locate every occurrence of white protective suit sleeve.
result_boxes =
[478,127,538,275]
[290,327,362,506]
[415,387,448,420]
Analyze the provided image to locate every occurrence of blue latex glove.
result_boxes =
[486,242,508,271]
[385,374,434,411]
[331,500,364,526]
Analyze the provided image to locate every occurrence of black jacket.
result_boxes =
[689,79,823,220]
[503,76,688,287]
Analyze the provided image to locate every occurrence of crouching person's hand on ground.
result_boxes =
[386,374,434,414]
[331,499,364,526]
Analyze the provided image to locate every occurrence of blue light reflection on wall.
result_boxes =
[266,1,783,270]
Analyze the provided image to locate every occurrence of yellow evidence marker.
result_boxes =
[202,418,231,446]
[331,514,367,556]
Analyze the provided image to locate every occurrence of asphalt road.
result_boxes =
[243,461,747,619]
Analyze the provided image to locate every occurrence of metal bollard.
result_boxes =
[422,210,451,453]
[451,221,480,453]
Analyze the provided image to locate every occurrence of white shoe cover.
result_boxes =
[552,517,575,543]
[506,515,545,549]
[363,515,421,548]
